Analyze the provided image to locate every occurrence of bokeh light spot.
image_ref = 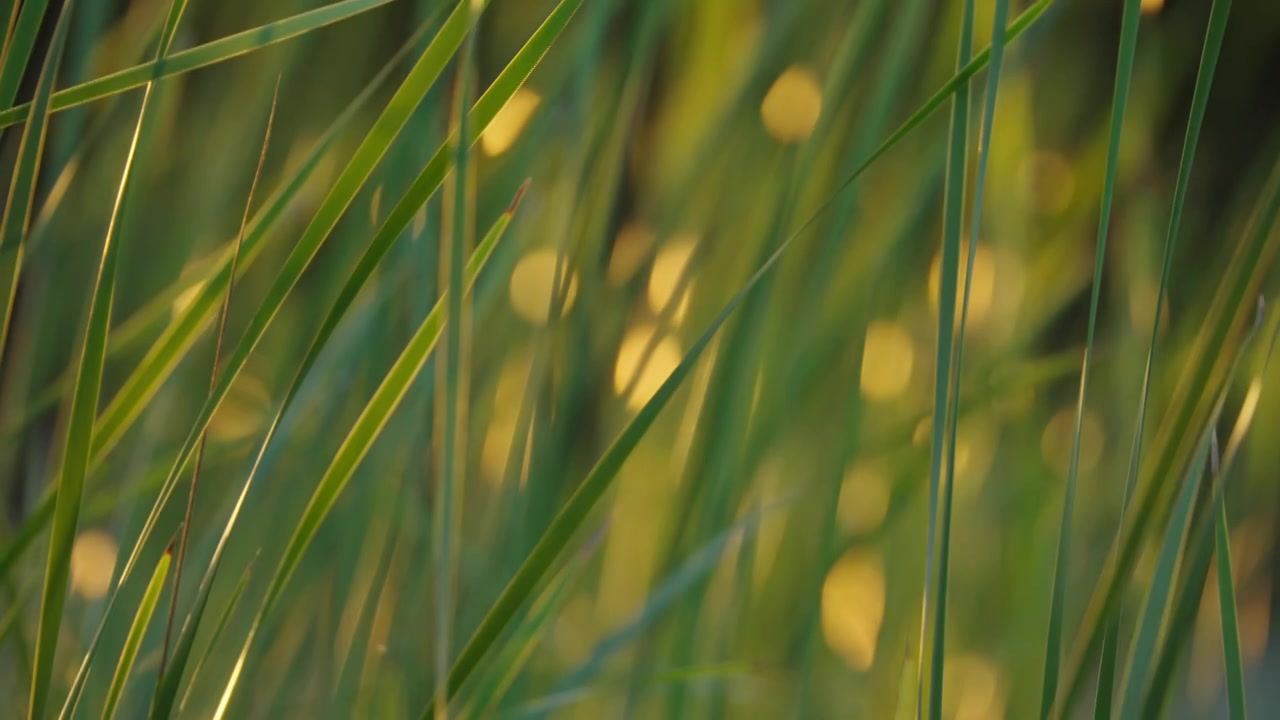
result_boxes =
[860,322,914,401]
[482,88,541,157]
[71,530,118,600]
[614,324,683,411]
[1040,406,1104,476]
[608,222,656,285]
[929,241,996,327]
[509,249,578,325]
[821,550,884,671]
[838,464,891,535]
[761,65,822,143]
[648,237,697,322]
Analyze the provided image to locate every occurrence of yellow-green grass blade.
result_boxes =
[0,0,49,110]
[1052,152,1280,719]
[29,0,186,713]
[101,547,172,720]
[1041,0,1144,716]
[210,196,520,719]
[921,0,975,715]
[0,0,71,406]
[1096,1,1233,715]
[0,0,16,62]
[0,0,402,128]
[332,513,402,718]
[1215,491,1246,719]
[0,15,436,592]
[111,0,474,589]
[442,4,1056,706]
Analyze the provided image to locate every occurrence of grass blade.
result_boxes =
[29,0,189,714]
[1097,2,1233,714]
[0,0,70,398]
[442,5,1056,705]
[920,0,976,714]
[332,507,402,718]
[211,193,523,719]
[101,545,172,720]
[0,0,50,110]
[112,0,475,589]
[158,76,279,683]
[1215,491,1246,719]
[1041,1,1143,716]
[1053,149,1280,718]
[0,0,402,128]
[171,559,255,715]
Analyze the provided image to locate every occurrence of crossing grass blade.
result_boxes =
[0,14,437,591]
[0,0,402,128]
[171,561,255,716]
[29,0,188,715]
[1095,0,1233,714]
[1041,1,1144,716]
[438,5,1055,705]
[101,546,172,720]
[921,0,976,715]
[1051,150,1280,719]
[110,0,475,590]
[1215,491,1246,720]
[0,0,50,110]
[0,0,71,401]
[210,193,522,719]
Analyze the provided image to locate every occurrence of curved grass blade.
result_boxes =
[170,559,255,716]
[1096,2,1233,715]
[0,0,50,110]
[920,0,977,715]
[29,0,187,713]
[1215,490,1246,719]
[158,77,279,685]
[0,0,401,129]
[112,0,474,588]
[442,5,1056,705]
[1052,154,1280,718]
[0,0,70,400]
[210,195,521,720]
[1041,1,1144,716]
[333,512,402,718]
[101,546,172,720]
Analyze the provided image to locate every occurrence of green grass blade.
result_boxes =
[0,0,402,129]
[1041,1,1143,716]
[111,0,474,588]
[0,0,50,109]
[101,546,172,720]
[1215,492,1246,720]
[1099,3,1232,714]
[333,512,402,718]
[921,0,976,716]
[29,0,182,713]
[437,5,480,713]
[171,560,255,716]
[0,0,71,404]
[210,196,521,719]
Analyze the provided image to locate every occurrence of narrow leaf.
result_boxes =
[102,548,172,720]
[0,0,50,109]
[1215,493,1246,720]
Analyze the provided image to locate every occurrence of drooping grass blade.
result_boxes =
[101,546,172,720]
[1042,0,1144,716]
[30,0,188,716]
[0,0,402,128]
[210,193,523,719]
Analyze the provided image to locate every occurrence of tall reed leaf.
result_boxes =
[0,0,50,110]
[1041,0,1143,715]
[0,0,401,128]
[920,0,975,715]
[29,0,188,716]
[211,192,523,719]
[101,546,172,720]
[1215,492,1246,719]
[1096,1,1233,715]
[0,0,71,394]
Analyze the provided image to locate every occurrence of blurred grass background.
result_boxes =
[1,0,1279,717]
